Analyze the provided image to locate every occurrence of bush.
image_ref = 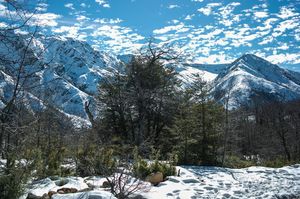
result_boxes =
[76,145,116,177]
[76,144,97,176]
[223,155,256,168]
[160,162,177,177]
[262,158,297,168]
[133,148,177,180]
[94,148,116,175]
[133,158,151,179]
[0,159,29,199]
[0,173,24,199]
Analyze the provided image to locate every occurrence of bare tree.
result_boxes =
[104,159,150,199]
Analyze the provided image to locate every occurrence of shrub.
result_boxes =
[94,148,116,175]
[133,148,177,180]
[0,173,24,199]
[0,158,29,199]
[76,146,117,177]
[223,155,256,168]
[262,158,297,168]
[133,158,151,179]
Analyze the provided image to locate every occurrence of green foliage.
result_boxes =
[169,80,224,166]
[223,155,256,168]
[160,162,177,177]
[133,158,151,179]
[46,150,62,177]
[94,148,117,175]
[0,173,25,199]
[133,148,176,179]
[262,158,297,168]
[76,144,97,176]
[98,53,181,146]
[0,158,30,199]
[76,145,117,177]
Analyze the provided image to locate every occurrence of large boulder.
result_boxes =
[56,187,78,194]
[146,172,163,185]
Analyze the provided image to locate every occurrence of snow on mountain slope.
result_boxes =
[177,66,217,84]
[211,54,300,108]
[43,36,119,94]
[0,32,120,125]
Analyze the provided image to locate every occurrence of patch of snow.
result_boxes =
[23,164,300,199]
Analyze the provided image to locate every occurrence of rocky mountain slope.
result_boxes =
[211,54,300,109]
[0,32,120,126]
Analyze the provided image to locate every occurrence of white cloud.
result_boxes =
[76,15,90,22]
[30,13,61,27]
[277,6,299,19]
[95,0,110,8]
[277,43,289,50]
[197,3,222,16]
[192,0,204,2]
[254,11,268,19]
[153,23,185,34]
[257,18,278,31]
[94,18,123,24]
[64,3,74,10]
[295,29,300,41]
[194,54,232,64]
[273,18,299,37]
[52,25,88,41]
[0,3,60,27]
[91,25,144,54]
[53,26,79,36]
[36,3,48,12]
[258,35,274,45]
[0,22,7,28]
[80,3,87,8]
[217,2,241,26]
[184,14,194,20]
[266,53,300,65]
[168,4,180,9]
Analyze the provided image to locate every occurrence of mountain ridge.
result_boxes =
[1,33,300,125]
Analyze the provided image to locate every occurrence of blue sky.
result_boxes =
[1,0,300,71]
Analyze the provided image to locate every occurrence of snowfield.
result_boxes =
[23,164,300,199]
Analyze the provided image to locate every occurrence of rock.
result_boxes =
[48,191,57,198]
[56,187,78,194]
[146,172,163,185]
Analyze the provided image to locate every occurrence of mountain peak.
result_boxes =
[212,54,300,109]
[237,53,271,67]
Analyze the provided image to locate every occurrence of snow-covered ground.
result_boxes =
[23,164,300,199]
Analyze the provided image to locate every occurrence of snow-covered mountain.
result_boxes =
[177,63,229,84]
[211,54,300,108]
[0,32,120,126]
[1,32,300,125]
